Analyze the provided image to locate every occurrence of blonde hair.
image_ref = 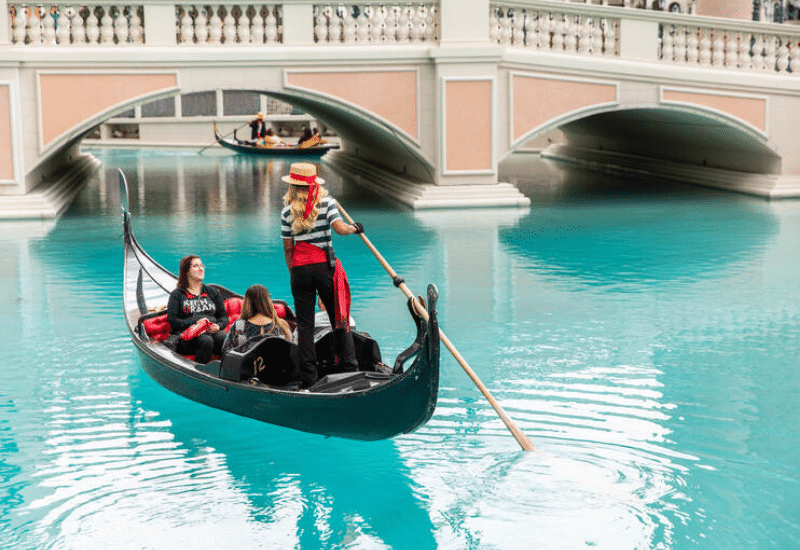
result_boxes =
[283,184,329,234]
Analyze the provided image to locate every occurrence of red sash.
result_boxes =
[333,259,351,331]
[291,241,327,267]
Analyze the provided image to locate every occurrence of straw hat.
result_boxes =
[281,163,325,186]
[256,112,264,119]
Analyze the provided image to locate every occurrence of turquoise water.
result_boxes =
[1,149,798,549]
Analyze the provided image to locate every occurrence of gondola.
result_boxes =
[119,170,440,441]
[213,122,340,157]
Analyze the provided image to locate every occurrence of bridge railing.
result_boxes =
[492,0,800,75]
[4,1,439,45]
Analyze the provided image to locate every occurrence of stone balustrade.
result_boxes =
[313,4,438,44]
[8,3,144,44]
[175,4,282,44]
[493,1,800,75]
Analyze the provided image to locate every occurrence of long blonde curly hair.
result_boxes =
[283,184,329,234]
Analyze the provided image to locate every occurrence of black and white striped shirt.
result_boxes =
[281,195,342,250]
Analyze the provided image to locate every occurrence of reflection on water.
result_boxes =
[0,149,798,549]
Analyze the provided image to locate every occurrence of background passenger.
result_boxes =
[223,284,292,354]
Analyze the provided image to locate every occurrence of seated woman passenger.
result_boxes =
[166,255,228,363]
[222,284,292,354]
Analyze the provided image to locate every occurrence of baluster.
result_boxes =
[222,8,236,43]
[711,30,724,67]
[195,10,209,44]
[237,10,251,44]
[750,34,764,70]
[564,15,577,53]
[725,32,740,68]
[591,17,602,54]
[738,31,751,69]
[412,5,425,43]
[328,7,342,43]
[115,8,130,44]
[674,25,687,63]
[355,7,369,43]
[251,9,264,43]
[315,6,329,43]
[552,13,565,51]
[686,27,699,64]
[209,7,223,44]
[764,35,777,72]
[129,8,142,43]
[12,6,27,44]
[179,9,193,43]
[699,28,711,65]
[56,8,71,44]
[489,7,500,44]
[86,8,100,43]
[498,9,512,46]
[27,7,42,44]
[370,5,385,43]
[100,8,114,43]
[603,18,616,55]
[661,24,674,61]
[777,36,790,73]
[70,7,85,44]
[424,3,436,42]
[265,7,278,43]
[397,5,410,43]
[384,5,397,43]
[579,17,591,54]
[343,7,357,43]
[511,9,525,47]
[43,10,57,44]
[791,38,800,75]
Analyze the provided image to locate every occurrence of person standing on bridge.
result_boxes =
[281,163,364,388]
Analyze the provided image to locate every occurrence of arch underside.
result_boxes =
[517,107,781,175]
[48,87,434,185]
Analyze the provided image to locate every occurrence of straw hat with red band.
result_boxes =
[281,163,325,186]
[282,163,326,220]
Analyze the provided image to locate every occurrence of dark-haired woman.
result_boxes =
[222,284,292,354]
[166,255,228,363]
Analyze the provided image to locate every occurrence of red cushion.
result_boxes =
[225,297,243,330]
[274,303,286,319]
[181,318,212,341]
[142,313,170,342]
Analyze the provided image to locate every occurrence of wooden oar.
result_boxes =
[337,201,536,452]
[199,121,248,154]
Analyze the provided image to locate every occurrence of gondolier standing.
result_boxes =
[249,112,267,141]
[281,163,364,388]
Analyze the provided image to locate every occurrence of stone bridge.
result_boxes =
[1,0,799,217]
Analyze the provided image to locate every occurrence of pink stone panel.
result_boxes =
[0,85,13,180]
[662,90,766,132]
[695,0,751,19]
[445,80,492,172]
[512,75,617,141]
[286,71,417,139]
[39,73,177,147]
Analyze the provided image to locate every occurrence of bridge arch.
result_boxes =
[507,102,781,176]
[39,84,435,190]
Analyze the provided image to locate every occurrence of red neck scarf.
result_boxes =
[293,175,319,220]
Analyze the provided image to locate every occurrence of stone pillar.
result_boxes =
[0,0,9,45]
[439,0,491,45]
[282,3,314,45]
[695,0,753,19]
[143,4,178,45]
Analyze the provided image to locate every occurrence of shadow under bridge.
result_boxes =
[259,88,434,184]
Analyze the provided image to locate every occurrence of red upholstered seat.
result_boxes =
[274,302,286,319]
[142,313,170,342]
[224,297,243,330]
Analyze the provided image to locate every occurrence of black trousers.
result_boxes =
[176,330,226,364]
[291,262,357,387]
